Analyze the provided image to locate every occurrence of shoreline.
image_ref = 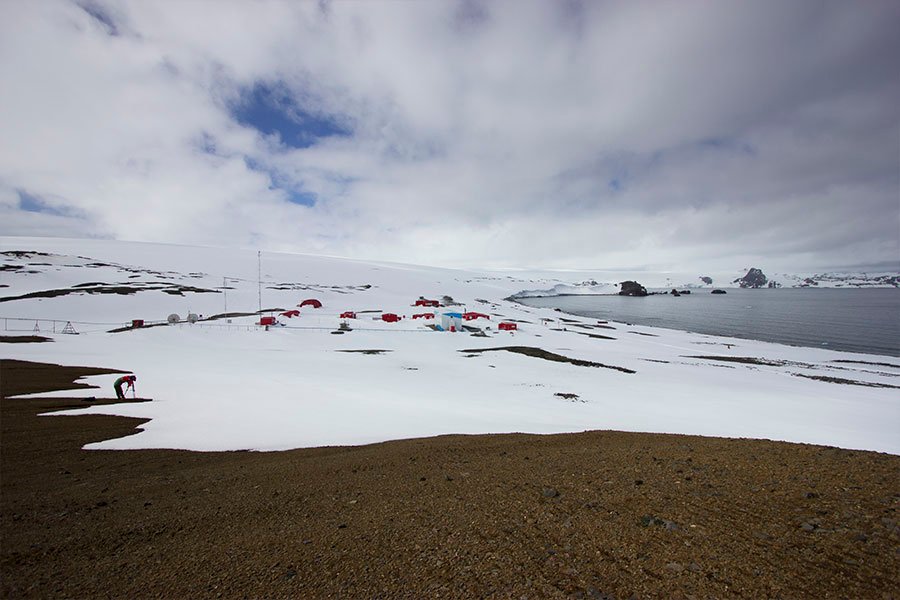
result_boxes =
[511,292,900,359]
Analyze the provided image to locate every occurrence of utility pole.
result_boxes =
[257,251,262,313]
[223,276,228,313]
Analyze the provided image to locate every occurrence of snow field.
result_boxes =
[2,237,898,454]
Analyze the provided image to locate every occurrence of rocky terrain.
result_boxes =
[2,359,898,599]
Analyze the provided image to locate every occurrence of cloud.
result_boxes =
[0,0,897,273]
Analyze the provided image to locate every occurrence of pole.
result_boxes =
[257,251,262,313]
[223,277,227,313]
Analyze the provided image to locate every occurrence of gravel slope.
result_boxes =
[2,360,898,599]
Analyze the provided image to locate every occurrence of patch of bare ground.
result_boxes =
[832,359,900,369]
[0,335,52,344]
[791,373,900,389]
[0,283,219,303]
[460,346,635,374]
[687,355,785,366]
[573,331,617,341]
[2,360,898,599]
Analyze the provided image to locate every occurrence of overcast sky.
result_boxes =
[1,0,898,273]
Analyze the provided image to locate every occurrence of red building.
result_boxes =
[499,322,517,331]
[414,298,440,307]
[381,313,401,323]
[340,311,356,319]
[462,312,490,321]
[412,313,435,320]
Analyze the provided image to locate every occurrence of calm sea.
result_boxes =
[517,288,900,357]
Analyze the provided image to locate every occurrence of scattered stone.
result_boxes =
[801,522,817,532]
[804,491,819,499]
[542,487,559,498]
[634,479,643,486]
[666,562,684,573]
[688,562,702,572]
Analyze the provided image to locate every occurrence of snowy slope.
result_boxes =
[2,237,898,454]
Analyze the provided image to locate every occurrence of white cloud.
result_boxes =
[0,0,897,272]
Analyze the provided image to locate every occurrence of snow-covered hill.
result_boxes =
[2,237,898,454]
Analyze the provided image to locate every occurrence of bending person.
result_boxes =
[113,375,137,400]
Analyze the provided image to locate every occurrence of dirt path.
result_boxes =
[1,360,898,598]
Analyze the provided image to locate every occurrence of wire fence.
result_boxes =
[0,315,468,335]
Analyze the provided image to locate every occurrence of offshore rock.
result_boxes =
[619,281,648,296]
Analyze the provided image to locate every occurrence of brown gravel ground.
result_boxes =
[1,359,898,599]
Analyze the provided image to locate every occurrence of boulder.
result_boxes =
[711,289,727,294]
[699,276,713,285]
[619,281,648,296]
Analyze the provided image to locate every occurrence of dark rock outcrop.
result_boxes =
[734,268,768,288]
[671,289,681,297]
[699,276,713,285]
[619,281,648,297]
[711,289,727,294]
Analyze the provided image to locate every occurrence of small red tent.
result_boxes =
[299,299,322,308]
[381,313,401,323]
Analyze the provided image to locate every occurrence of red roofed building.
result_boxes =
[299,299,322,308]
[381,313,401,323]
[462,312,490,321]
[412,312,435,320]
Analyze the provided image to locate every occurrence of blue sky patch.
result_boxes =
[18,190,69,216]
[233,84,351,149]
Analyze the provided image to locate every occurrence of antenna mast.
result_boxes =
[257,251,262,313]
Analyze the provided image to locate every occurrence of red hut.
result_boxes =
[280,310,300,318]
[414,298,440,307]
[259,316,277,326]
[381,313,401,323]
[299,299,322,308]
[499,322,517,331]
[340,311,356,319]
[412,312,435,320]
[462,311,490,321]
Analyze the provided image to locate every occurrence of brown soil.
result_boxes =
[460,347,636,374]
[1,360,898,599]
[0,336,52,344]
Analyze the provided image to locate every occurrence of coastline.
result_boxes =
[513,289,900,358]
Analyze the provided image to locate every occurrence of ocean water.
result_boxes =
[517,288,900,357]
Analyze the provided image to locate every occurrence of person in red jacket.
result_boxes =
[113,375,136,400]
